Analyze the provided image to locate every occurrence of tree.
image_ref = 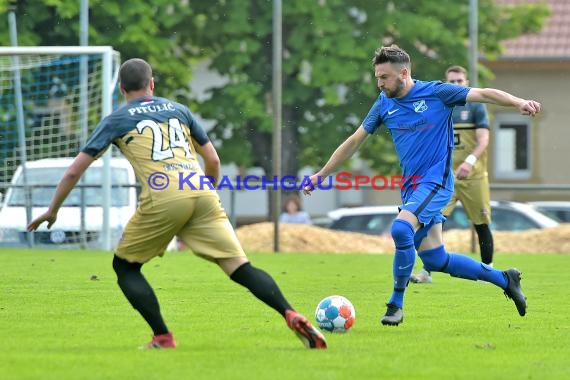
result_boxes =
[0,0,549,217]
[0,0,203,93]
[185,0,548,216]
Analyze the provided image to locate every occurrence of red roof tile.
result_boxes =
[495,0,570,58]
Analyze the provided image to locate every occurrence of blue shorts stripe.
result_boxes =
[413,184,441,217]
[401,182,452,226]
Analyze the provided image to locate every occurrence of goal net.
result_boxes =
[0,46,122,249]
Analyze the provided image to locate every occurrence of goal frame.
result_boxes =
[0,46,121,250]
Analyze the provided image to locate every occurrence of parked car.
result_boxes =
[445,200,560,231]
[0,157,138,247]
[327,200,559,236]
[527,201,570,223]
[311,216,334,228]
[328,205,399,236]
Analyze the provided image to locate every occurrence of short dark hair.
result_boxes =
[283,194,303,212]
[373,44,411,67]
[119,58,152,92]
[446,65,468,76]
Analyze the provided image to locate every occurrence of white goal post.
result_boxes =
[0,46,121,250]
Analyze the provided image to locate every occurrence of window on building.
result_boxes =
[493,114,531,180]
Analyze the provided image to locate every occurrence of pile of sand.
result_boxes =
[236,222,570,254]
[444,225,570,254]
[236,223,394,254]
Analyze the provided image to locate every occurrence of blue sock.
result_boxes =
[388,219,416,308]
[419,245,508,288]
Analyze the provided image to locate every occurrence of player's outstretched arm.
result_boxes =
[303,126,369,195]
[27,152,95,231]
[467,88,541,116]
[195,141,221,187]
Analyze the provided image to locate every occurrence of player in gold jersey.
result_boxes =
[412,65,494,284]
[27,58,326,350]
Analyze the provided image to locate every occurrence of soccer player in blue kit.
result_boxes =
[304,45,540,325]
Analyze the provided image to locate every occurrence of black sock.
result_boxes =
[230,262,292,316]
[112,255,169,336]
[474,224,494,265]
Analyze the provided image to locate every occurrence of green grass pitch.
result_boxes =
[1,248,569,380]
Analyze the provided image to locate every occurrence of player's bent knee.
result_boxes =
[219,256,249,277]
[418,245,449,272]
[112,254,141,276]
[391,219,415,248]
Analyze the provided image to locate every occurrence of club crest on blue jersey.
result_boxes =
[413,99,428,113]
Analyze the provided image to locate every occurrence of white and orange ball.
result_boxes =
[315,295,355,333]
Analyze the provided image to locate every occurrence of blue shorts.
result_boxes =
[400,182,452,226]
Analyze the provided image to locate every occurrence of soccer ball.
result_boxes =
[315,295,355,333]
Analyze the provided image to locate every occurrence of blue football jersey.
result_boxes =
[362,80,469,191]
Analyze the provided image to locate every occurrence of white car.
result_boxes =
[446,200,559,231]
[328,205,399,236]
[527,201,570,223]
[0,157,138,248]
[327,201,559,235]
